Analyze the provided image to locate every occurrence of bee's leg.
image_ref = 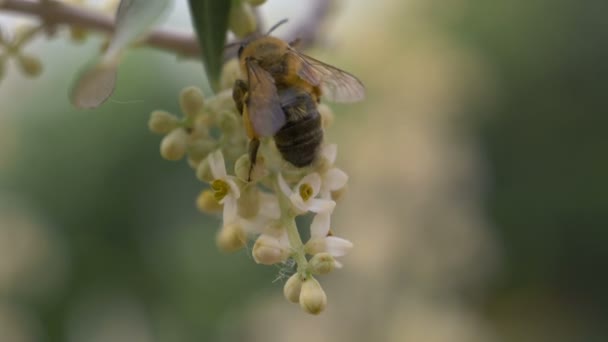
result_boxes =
[247,138,261,182]
[232,79,248,115]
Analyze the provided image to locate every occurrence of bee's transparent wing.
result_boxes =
[246,59,286,137]
[289,49,366,103]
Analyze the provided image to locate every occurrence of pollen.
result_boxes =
[211,179,230,202]
[299,183,314,201]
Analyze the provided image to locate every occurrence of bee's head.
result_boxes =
[226,19,289,59]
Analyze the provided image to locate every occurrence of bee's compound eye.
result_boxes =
[238,46,244,58]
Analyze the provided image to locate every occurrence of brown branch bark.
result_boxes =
[0,0,334,58]
[1,0,201,57]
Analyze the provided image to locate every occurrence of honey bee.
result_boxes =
[231,20,365,179]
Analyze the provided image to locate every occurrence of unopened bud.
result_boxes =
[331,186,348,202]
[179,86,205,119]
[234,154,252,182]
[229,3,257,38]
[299,277,327,315]
[237,184,259,218]
[318,103,334,129]
[196,189,222,214]
[309,252,336,275]
[220,59,242,90]
[196,158,214,182]
[149,110,179,134]
[187,139,216,163]
[283,273,303,303]
[218,111,238,133]
[216,223,246,252]
[252,234,288,265]
[17,54,42,77]
[160,128,188,161]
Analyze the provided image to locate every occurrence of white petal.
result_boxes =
[310,211,331,238]
[222,195,238,224]
[297,173,322,197]
[321,144,338,165]
[324,168,348,191]
[306,198,335,213]
[324,236,353,257]
[289,193,309,214]
[226,178,241,199]
[277,173,293,197]
[259,193,281,220]
[333,259,343,269]
[208,150,227,179]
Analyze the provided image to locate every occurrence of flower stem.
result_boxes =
[284,215,309,276]
[275,177,309,277]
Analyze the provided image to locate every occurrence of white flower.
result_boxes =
[237,192,280,235]
[319,144,348,199]
[208,150,241,224]
[278,173,335,215]
[304,211,353,265]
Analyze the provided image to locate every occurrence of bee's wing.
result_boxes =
[246,59,286,137]
[289,49,366,103]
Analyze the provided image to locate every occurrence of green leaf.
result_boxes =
[188,0,232,92]
[70,0,172,109]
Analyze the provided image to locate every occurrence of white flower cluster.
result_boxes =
[148,63,352,315]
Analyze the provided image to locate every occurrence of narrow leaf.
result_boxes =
[71,60,117,109]
[105,0,172,63]
[70,0,172,109]
[188,0,232,91]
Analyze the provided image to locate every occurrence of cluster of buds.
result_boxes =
[0,0,120,81]
[228,0,267,38]
[60,0,120,43]
[0,25,43,80]
[148,61,351,315]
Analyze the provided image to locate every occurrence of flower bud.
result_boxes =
[17,54,42,77]
[318,103,334,129]
[179,86,205,119]
[252,234,289,265]
[220,59,242,90]
[195,158,214,183]
[196,189,222,214]
[283,273,303,303]
[234,154,251,182]
[187,139,216,163]
[229,3,257,38]
[309,252,336,275]
[160,128,188,161]
[237,184,259,219]
[216,223,246,252]
[246,0,267,6]
[148,110,179,134]
[217,113,238,136]
[331,186,348,202]
[299,277,327,315]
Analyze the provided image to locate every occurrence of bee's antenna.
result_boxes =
[266,18,289,36]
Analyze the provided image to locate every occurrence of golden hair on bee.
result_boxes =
[231,19,365,180]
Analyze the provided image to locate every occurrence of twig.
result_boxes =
[1,0,201,57]
[0,0,334,58]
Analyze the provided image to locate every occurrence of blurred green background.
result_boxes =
[0,0,606,341]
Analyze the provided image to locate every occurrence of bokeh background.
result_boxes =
[1,0,607,341]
